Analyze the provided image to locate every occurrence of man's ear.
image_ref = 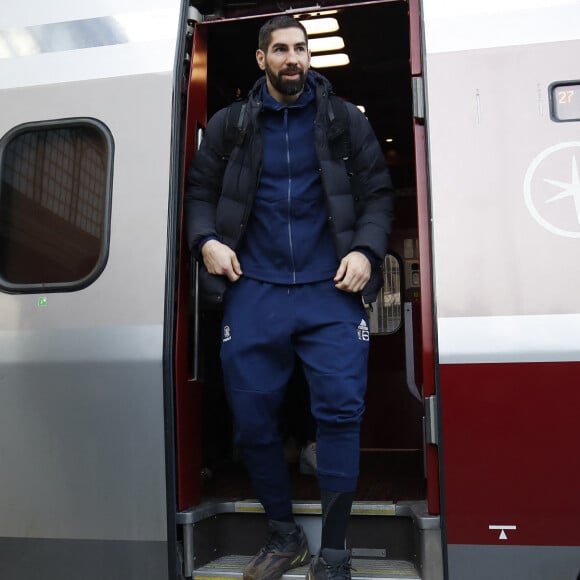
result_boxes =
[256,49,266,70]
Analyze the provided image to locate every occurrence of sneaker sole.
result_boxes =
[243,547,310,580]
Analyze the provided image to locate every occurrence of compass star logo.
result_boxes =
[524,142,580,238]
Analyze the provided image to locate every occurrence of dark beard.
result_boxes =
[266,65,307,97]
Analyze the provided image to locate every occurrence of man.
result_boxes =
[185,14,393,580]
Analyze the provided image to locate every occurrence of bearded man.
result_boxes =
[185,14,393,580]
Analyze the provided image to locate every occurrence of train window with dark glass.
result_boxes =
[0,120,112,291]
[550,82,580,122]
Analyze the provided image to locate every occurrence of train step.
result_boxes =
[177,500,442,580]
[193,554,421,580]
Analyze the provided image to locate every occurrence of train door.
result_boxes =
[176,1,442,578]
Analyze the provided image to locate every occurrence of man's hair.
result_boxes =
[258,15,308,53]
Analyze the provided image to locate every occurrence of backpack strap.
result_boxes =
[222,95,351,171]
[222,99,248,158]
[327,94,353,176]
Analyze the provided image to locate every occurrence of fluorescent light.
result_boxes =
[301,18,339,35]
[311,53,350,68]
[306,10,338,16]
[308,36,345,53]
[294,10,338,18]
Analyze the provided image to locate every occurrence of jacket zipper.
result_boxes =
[284,108,296,284]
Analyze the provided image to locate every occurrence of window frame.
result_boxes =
[549,80,580,123]
[369,251,403,335]
[0,117,114,294]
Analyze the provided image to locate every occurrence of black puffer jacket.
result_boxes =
[185,71,393,305]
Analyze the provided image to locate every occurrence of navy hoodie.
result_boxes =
[237,77,338,285]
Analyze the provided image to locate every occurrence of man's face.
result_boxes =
[256,27,311,104]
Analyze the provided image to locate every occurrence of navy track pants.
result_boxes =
[220,277,370,519]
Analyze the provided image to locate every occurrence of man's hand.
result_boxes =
[201,239,243,282]
[334,251,371,293]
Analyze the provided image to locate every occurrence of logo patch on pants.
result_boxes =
[223,325,232,343]
[357,319,370,341]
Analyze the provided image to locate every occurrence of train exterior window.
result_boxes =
[0,119,113,292]
[550,81,580,122]
[369,253,402,335]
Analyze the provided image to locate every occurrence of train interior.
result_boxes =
[179,1,434,576]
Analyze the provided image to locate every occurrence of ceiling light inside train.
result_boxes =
[311,53,350,68]
[298,10,338,17]
[300,17,339,35]
[308,36,345,53]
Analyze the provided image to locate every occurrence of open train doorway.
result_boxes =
[177,1,438,576]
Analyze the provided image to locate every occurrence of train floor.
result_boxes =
[200,449,426,503]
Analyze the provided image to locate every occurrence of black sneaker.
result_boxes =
[307,550,352,580]
[243,521,310,580]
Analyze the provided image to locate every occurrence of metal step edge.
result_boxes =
[178,499,438,530]
[194,555,420,580]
